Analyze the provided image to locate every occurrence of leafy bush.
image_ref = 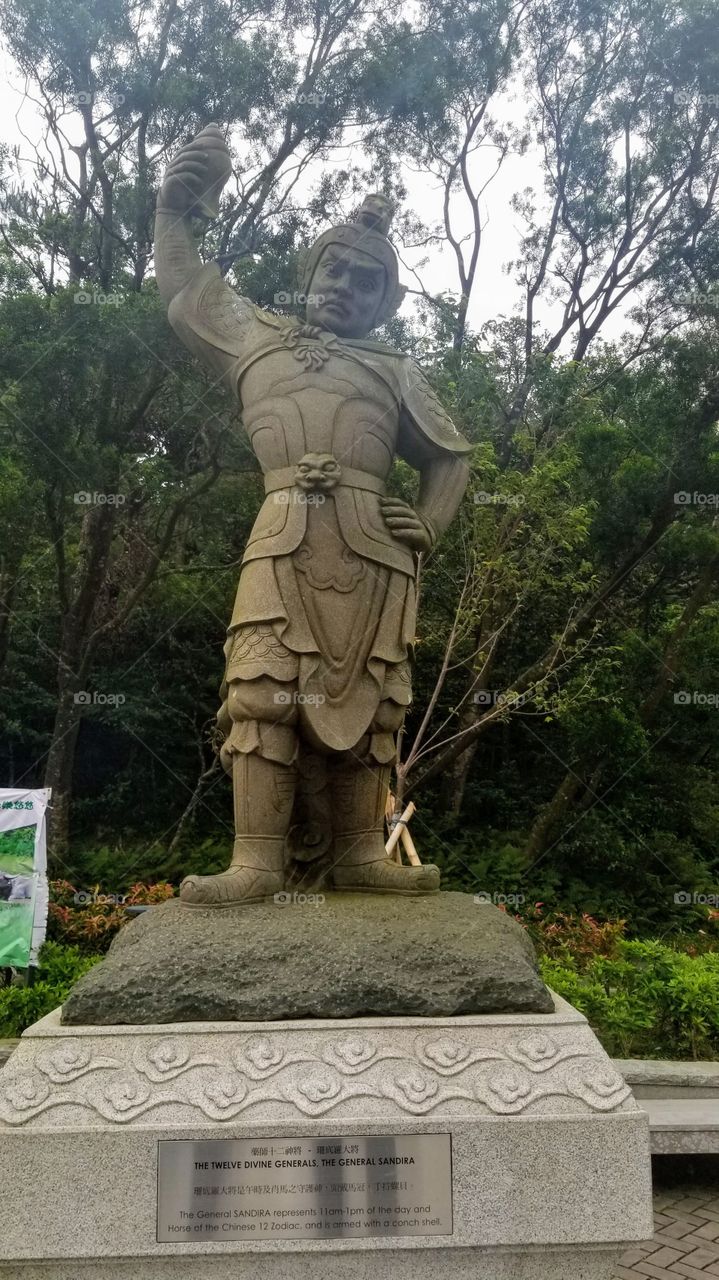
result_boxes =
[522,906,627,964]
[0,942,101,1037]
[48,879,175,953]
[540,938,719,1059]
[504,908,719,1059]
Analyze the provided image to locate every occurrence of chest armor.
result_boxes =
[237,340,415,576]
[240,345,399,471]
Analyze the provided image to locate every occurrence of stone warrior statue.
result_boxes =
[154,124,471,905]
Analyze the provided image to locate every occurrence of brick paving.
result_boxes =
[615,1191,719,1279]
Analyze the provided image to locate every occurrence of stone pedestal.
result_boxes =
[0,994,653,1278]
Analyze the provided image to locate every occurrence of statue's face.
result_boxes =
[305,245,387,338]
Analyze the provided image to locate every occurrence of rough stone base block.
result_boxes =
[61,893,554,1024]
[0,995,653,1279]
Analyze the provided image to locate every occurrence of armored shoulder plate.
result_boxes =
[398,358,472,455]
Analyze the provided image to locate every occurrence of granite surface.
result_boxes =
[0,1248,633,1278]
[0,1001,653,1277]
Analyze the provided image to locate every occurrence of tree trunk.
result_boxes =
[167,756,221,859]
[43,501,117,863]
[0,559,19,683]
[447,705,482,816]
[444,607,500,817]
[44,684,84,869]
[523,769,583,864]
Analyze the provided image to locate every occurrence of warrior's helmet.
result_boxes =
[301,194,407,325]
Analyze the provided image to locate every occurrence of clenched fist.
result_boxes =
[157,123,232,219]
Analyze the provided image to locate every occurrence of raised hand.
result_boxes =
[157,123,233,219]
[379,496,433,553]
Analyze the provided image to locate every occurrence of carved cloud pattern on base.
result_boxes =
[0,1028,633,1127]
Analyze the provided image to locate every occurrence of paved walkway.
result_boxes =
[616,1190,719,1278]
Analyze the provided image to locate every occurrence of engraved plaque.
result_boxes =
[157,1133,452,1242]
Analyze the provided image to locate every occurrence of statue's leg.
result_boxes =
[328,699,440,895]
[180,676,297,906]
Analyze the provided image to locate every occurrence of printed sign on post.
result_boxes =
[0,789,51,968]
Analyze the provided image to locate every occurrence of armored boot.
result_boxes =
[180,752,292,906]
[330,759,440,895]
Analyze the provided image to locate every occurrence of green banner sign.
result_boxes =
[0,824,36,966]
[0,789,50,968]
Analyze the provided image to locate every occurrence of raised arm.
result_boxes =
[154,124,233,307]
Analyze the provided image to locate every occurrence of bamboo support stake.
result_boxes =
[385,800,416,859]
[385,793,402,862]
[400,823,421,866]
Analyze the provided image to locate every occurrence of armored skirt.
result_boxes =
[222,497,415,761]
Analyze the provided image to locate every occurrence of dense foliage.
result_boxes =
[530,911,719,1060]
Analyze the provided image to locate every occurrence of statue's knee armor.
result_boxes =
[348,698,406,764]
[370,698,406,735]
[220,676,298,768]
[227,676,299,725]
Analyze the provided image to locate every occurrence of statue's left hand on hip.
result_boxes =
[379,497,433,553]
